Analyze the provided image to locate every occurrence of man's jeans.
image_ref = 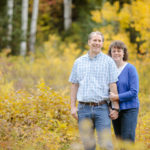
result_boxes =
[77,103,113,150]
[112,107,139,142]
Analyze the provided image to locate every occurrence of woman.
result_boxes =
[108,40,139,142]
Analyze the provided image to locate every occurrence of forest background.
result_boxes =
[0,0,150,150]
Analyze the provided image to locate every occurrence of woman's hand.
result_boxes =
[109,92,119,101]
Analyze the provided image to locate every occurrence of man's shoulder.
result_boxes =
[75,54,88,63]
[101,52,114,62]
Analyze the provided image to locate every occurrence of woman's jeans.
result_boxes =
[112,107,139,142]
[77,103,113,150]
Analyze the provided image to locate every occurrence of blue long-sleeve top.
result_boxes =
[117,63,139,110]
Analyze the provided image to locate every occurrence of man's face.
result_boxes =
[88,34,103,55]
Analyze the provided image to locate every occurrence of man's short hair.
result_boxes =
[108,40,128,61]
[88,31,104,42]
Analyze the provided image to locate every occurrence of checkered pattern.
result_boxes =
[69,52,118,102]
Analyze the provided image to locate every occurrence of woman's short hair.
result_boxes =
[108,40,128,61]
[88,31,104,42]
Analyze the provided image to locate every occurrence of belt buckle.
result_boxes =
[97,101,104,106]
[91,102,97,106]
[93,103,99,106]
[98,101,101,106]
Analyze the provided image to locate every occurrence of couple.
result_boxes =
[69,31,139,150]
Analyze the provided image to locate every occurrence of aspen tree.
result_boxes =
[64,0,72,30]
[29,0,39,54]
[7,0,14,48]
[20,0,29,56]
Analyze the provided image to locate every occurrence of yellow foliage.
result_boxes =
[0,81,78,149]
[91,10,102,23]
[119,4,131,28]
[91,0,150,58]
[101,2,119,22]
[91,2,119,23]
[0,34,81,92]
[0,30,150,150]
[0,37,83,149]
[131,0,150,31]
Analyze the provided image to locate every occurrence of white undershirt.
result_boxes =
[117,62,128,76]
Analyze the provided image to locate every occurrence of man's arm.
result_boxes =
[70,83,79,120]
[109,82,119,108]
[109,82,119,120]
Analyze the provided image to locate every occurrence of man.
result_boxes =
[69,31,119,150]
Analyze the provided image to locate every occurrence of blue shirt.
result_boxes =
[69,52,118,102]
[117,63,139,110]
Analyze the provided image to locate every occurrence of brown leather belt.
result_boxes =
[79,100,106,106]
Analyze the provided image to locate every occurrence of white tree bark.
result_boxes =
[64,0,72,30]
[29,0,39,54]
[20,0,29,56]
[7,0,14,46]
[102,0,106,5]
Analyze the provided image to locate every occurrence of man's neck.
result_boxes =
[89,50,101,58]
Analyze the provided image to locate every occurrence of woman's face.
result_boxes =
[111,47,124,62]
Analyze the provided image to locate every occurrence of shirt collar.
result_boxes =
[87,51,102,60]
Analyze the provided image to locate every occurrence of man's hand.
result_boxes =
[109,83,119,112]
[71,106,78,120]
[109,109,119,120]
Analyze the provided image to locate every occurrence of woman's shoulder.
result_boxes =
[126,63,138,74]
[125,63,136,69]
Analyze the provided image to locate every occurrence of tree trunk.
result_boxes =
[20,0,29,56]
[64,0,72,31]
[29,0,39,54]
[7,0,14,48]
[102,0,106,6]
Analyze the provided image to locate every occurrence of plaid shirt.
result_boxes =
[69,52,118,102]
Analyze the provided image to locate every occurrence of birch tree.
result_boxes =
[102,0,107,5]
[29,0,39,54]
[64,0,72,30]
[7,0,14,47]
[20,0,29,56]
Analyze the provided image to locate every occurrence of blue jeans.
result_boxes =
[77,103,113,150]
[112,107,139,142]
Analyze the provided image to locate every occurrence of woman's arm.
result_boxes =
[119,65,139,101]
[110,65,139,102]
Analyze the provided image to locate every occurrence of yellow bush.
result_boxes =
[0,34,81,92]
[0,80,78,149]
